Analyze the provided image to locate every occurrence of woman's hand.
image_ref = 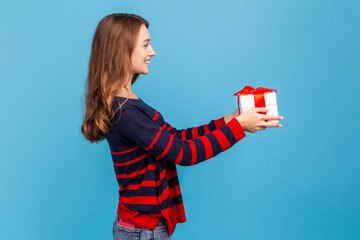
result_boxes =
[235,108,283,133]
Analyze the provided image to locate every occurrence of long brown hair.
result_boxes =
[81,13,149,143]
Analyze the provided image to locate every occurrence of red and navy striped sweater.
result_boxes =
[105,96,246,234]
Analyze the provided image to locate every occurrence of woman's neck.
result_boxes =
[115,75,139,99]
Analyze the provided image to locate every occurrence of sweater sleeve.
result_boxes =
[115,108,246,166]
[165,117,227,140]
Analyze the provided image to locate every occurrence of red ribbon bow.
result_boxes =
[233,86,277,114]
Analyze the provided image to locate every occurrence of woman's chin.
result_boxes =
[134,68,149,75]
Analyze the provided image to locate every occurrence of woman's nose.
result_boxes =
[149,45,156,56]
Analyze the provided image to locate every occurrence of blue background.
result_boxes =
[1,0,359,239]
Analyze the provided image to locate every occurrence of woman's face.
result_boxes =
[131,24,156,75]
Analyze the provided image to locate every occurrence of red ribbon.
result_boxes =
[233,86,277,115]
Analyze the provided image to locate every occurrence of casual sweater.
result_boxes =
[105,96,246,235]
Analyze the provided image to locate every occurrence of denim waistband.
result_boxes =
[116,215,167,227]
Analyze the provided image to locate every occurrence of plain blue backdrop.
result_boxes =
[1,0,359,239]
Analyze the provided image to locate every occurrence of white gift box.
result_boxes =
[238,92,279,123]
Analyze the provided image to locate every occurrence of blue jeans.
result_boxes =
[113,215,172,240]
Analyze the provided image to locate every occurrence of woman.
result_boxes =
[81,13,283,240]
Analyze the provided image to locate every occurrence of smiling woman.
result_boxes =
[81,12,282,240]
[81,14,151,143]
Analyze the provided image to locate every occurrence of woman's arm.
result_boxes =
[165,109,240,140]
[115,108,246,166]
[165,117,226,140]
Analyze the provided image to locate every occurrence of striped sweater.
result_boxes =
[105,96,246,235]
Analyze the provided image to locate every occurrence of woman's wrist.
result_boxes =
[224,112,236,124]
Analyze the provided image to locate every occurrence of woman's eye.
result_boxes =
[144,44,149,47]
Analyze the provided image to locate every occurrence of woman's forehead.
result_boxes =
[138,25,150,41]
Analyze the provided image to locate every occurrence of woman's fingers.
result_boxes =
[262,114,284,121]
[262,122,282,128]
[259,114,284,128]
[253,108,284,120]
[253,107,269,113]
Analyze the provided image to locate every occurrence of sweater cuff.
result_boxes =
[214,117,226,129]
[226,118,246,141]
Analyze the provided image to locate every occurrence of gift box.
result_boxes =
[233,86,279,123]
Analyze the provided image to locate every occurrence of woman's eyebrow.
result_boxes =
[143,39,151,42]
